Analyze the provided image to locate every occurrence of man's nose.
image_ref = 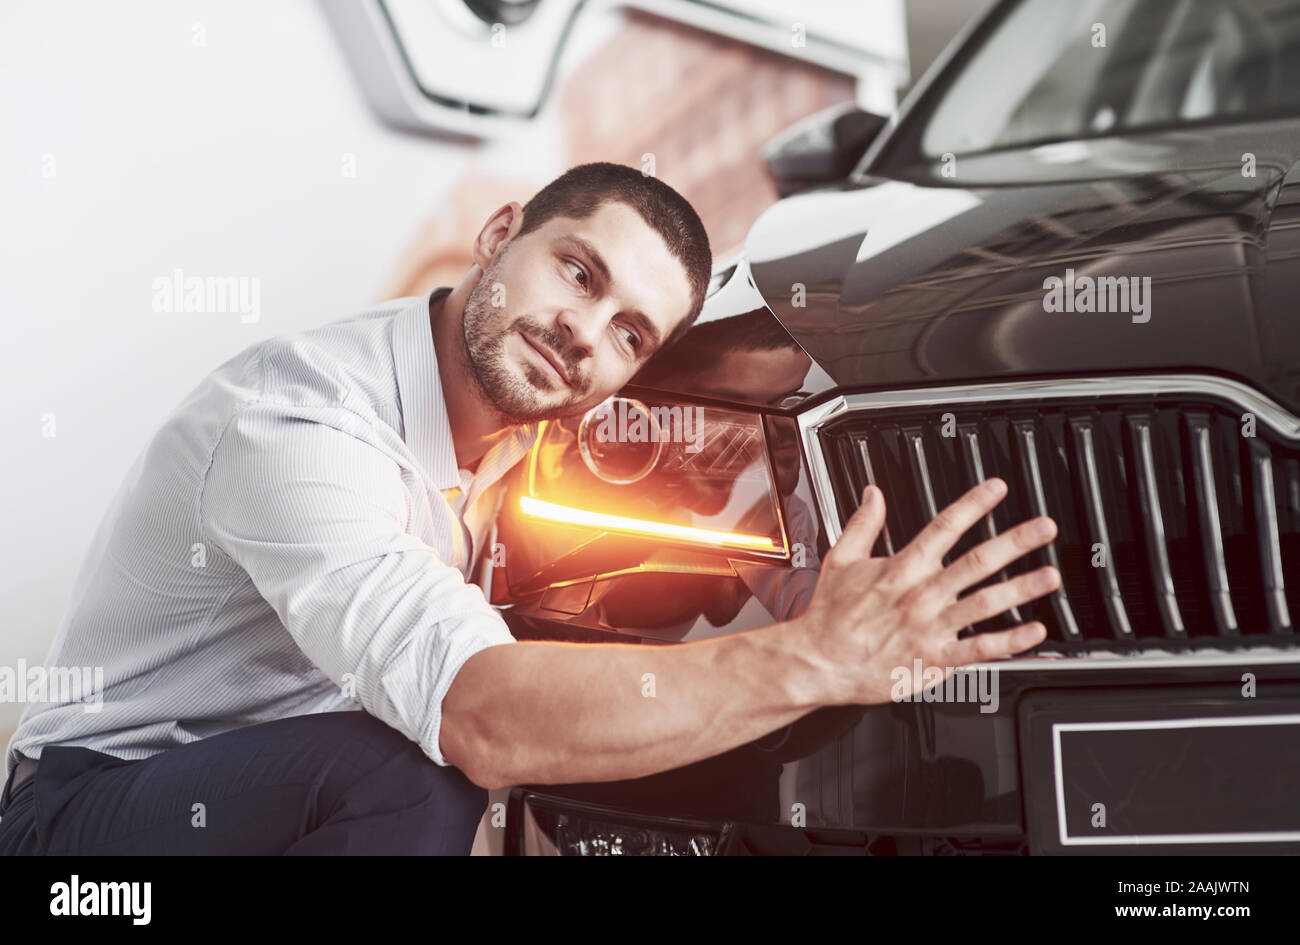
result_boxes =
[555,307,602,357]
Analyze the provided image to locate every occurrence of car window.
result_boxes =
[918,0,1300,158]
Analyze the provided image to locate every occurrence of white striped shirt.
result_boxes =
[5,287,538,781]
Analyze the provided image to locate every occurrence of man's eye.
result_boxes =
[618,324,641,352]
[566,261,588,289]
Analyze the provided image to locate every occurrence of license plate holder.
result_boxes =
[1019,685,1300,854]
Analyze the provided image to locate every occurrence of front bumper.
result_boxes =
[501,634,1300,855]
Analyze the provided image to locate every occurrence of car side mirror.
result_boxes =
[762,104,888,197]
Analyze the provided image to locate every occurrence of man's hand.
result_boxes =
[795,477,1060,707]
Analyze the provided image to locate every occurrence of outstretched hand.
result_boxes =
[796,477,1060,706]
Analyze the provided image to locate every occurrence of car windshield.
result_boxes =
[919,0,1300,158]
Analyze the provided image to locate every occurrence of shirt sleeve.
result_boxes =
[198,401,516,767]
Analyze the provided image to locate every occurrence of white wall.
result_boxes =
[0,0,525,734]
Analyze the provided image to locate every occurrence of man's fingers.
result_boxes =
[833,484,887,560]
[942,620,1048,665]
[941,565,1061,631]
[930,515,1057,599]
[902,478,1007,565]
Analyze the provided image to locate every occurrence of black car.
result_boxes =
[489,0,1300,854]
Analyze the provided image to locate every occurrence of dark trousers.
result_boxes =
[0,710,487,855]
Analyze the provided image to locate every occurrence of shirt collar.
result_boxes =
[392,287,462,491]
[392,286,542,493]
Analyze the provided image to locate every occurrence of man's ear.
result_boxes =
[472,201,525,271]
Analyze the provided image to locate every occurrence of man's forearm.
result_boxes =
[439,480,1063,790]
[440,618,833,789]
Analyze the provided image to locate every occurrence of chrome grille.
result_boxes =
[810,378,1300,651]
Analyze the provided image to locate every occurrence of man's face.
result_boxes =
[462,201,694,423]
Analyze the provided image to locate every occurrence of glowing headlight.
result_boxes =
[520,397,790,559]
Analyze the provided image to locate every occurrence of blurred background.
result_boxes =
[0,0,984,775]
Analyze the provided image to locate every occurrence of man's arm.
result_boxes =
[441,617,824,790]
[442,477,1060,789]
[200,403,521,769]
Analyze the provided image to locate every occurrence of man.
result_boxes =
[0,162,1060,854]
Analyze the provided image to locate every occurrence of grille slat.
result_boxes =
[817,389,1300,652]
[1126,416,1188,639]
[903,428,940,522]
[1069,419,1134,640]
[1249,440,1294,633]
[1186,413,1240,636]
[853,436,895,555]
[958,424,1022,625]
[1013,420,1083,641]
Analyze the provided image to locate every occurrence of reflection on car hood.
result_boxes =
[634,119,1300,416]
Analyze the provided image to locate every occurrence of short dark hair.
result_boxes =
[515,162,713,354]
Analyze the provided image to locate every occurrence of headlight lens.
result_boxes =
[576,396,663,484]
[519,397,790,559]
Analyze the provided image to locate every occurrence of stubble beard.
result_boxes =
[461,261,587,425]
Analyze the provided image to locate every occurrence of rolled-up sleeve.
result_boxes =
[198,401,515,766]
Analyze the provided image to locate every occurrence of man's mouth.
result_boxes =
[521,332,571,389]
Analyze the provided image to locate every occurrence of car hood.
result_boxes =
[633,120,1300,416]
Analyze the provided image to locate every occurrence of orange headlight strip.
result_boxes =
[519,496,782,553]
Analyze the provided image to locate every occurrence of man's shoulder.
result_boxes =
[254,295,420,412]
[156,295,421,462]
